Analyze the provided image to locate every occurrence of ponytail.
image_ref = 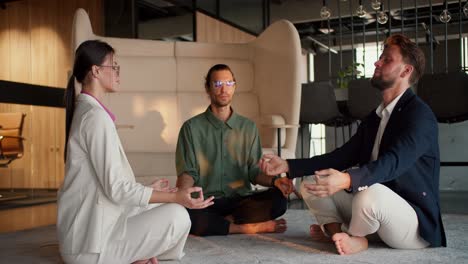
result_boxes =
[64,40,115,161]
[64,75,76,161]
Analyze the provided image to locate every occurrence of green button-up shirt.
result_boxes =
[176,107,262,198]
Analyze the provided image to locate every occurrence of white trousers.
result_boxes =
[300,177,429,249]
[62,203,191,264]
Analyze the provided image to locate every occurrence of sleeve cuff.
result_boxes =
[286,159,304,179]
[346,167,365,194]
[139,186,153,206]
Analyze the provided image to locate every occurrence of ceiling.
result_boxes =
[106,0,468,50]
[295,1,468,53]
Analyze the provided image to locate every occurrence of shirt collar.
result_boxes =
[205,106,238,129]
[80,91,116,122]
[375,89,406,119]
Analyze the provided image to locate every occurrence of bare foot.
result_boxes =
[132,257,158,264]
[272,218,287,233]
[309,224,332,242]
[332,232,368,255]
[230,218,287,234]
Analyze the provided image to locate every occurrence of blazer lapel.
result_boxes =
[378,88,416,154]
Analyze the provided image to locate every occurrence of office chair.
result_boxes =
[0,112,26,167]
[347,78,382,121]
[300,81,353,155]
[418,71,468,168]
[418,71,468,124]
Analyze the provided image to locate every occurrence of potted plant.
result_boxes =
[337,62,364,89]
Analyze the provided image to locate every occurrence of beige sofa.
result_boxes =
[72,9,302,186]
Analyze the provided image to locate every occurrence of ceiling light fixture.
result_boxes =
[377,4,388,24]
[320,0,331,19]
[355,0,367,18]
[371,0,381,11]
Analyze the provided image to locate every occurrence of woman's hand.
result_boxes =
[149,178,177,193]
[175,187,215,209]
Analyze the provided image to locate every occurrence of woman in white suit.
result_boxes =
[58,40,214,264]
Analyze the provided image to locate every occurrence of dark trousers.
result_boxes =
[187,187,287,236]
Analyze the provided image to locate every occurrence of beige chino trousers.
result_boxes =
[300,177,429,249]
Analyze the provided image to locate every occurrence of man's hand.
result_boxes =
[175,187,215,209]
[303,169,351,197]
[149,178,177,193]
[274,177,295,198]
[259,154,289,176]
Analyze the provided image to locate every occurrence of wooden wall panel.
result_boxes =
[6,1,34,189]
[30,0,58,87]
[0,10,12,188]
[0,0,102,189]
[29,0,58,188]
[54,109,65,188]
[10,104,33,188]
[196,12,256,44]
[31,107,56,188]
[8,1,32,83]
[0,8,10,81]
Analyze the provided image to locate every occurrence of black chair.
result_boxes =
[418,71,468,167]
[347,78,382,121]
[299,82,353,157]
[418,71,468,124]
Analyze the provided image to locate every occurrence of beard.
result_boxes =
[370,75,395,91]
[210,94,232,107]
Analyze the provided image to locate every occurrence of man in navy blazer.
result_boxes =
[260,34,446,255]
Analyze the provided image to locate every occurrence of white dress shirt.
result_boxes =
[371,90,406,161]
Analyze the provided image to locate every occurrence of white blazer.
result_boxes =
[57,93,153,254]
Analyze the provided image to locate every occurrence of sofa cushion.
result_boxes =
[176,58,254,92]
[102,37,174,57]
[177,93,211,123]
[175,41,253,60]
[105,93,179,152]
[117,56,176,92]
[126,152,177,185]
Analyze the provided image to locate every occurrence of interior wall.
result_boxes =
[196,11,256,43]
[196,11,308,83]
[0,0,103,189]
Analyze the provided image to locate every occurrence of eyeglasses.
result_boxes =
[212,80,236,89]
[100,65,120,76]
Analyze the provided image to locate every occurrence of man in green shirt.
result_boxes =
[176,64,292,236]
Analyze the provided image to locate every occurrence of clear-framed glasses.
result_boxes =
[212,80,236,89]
[100,65,120,76]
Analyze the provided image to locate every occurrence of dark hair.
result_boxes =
[384,34,425,85]
[204,64,235,92]
[64,40,115,160]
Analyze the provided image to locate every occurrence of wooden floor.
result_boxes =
[0,203,56,233]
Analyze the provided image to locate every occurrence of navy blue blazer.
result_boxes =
[288,88,446,247]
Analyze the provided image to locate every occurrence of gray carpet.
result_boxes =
[1,209,467,264]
